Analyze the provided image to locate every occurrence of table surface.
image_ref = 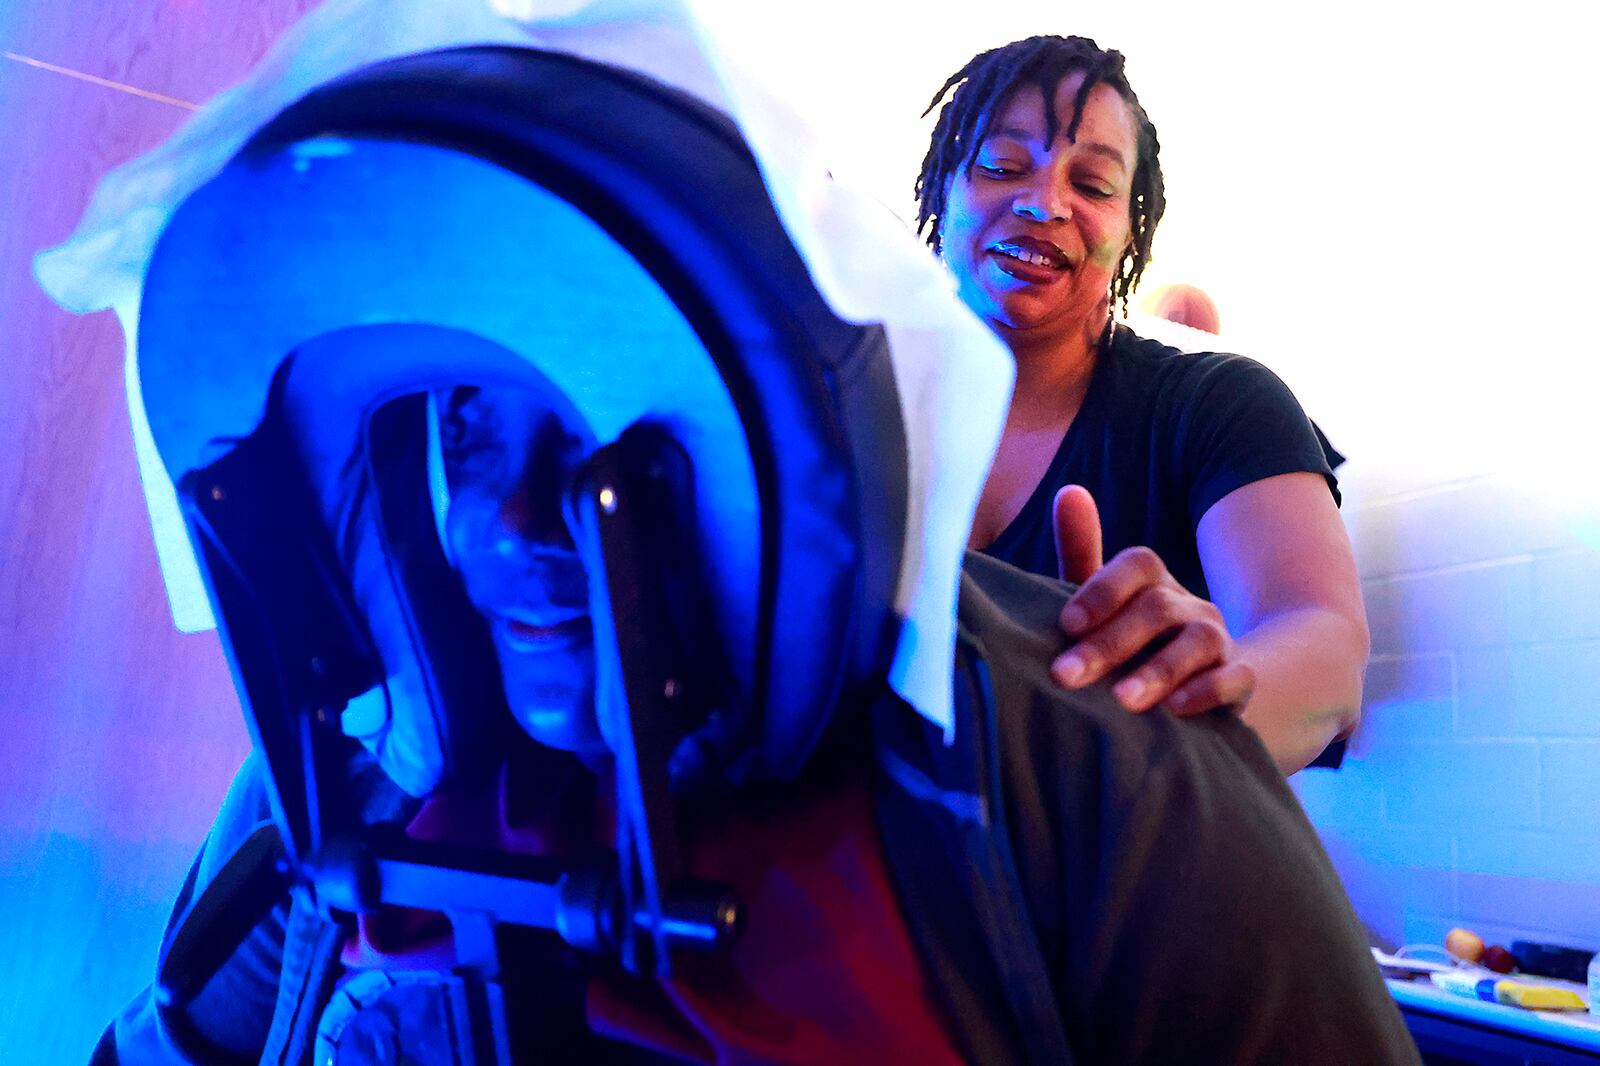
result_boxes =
[1389,978,1600,1051]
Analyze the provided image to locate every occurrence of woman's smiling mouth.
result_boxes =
[989,237,1070,283]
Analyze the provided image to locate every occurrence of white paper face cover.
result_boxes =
[33,0,1014,740]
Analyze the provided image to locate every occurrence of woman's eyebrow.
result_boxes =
[1082,141,1129,173]
[985,126,1037,144]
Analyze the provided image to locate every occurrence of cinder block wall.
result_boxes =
[1296,467,1600,955]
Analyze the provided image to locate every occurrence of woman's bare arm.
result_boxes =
[1048,473,1369,774]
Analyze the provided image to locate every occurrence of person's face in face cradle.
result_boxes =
[441,385,604,754]
[939,73,1138,351]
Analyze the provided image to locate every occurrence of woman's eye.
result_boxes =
[977,163,1019,178]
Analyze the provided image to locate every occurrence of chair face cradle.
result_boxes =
[136,47,910,1026]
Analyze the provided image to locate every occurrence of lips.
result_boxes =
[497,613,591,650]
[989,236,1070,283]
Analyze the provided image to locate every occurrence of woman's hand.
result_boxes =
[1050,485,1256,715]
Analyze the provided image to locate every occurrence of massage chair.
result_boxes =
[137,46,912,1062]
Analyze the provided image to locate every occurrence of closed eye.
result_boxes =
[442,420,488,464]
[442,438,509,489]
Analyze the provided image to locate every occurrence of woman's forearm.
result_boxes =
[1235,606,1370,774]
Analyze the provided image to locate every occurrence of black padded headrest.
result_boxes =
[139,47,908,802]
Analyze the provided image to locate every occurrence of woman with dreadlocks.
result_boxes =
[917,35,1368,774]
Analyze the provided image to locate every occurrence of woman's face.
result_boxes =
[440,385,603,754]
[939,73,1139,352]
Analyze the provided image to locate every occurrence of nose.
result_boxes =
[449,491,528,565]
[497,479,575,550]
[449,487,553,567]
[498,483,534,538]
[1013,176,1071,224]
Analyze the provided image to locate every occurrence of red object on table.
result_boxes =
[1483,945,1519,974]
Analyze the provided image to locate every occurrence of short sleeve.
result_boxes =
[1173,355,1338,526]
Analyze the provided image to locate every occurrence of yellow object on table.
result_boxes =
[1494,981,1588,1011]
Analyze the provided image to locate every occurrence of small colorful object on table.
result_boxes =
[1445,927,1486,964]
[1432,969,1590,1012]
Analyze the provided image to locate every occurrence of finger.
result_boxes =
[1052,484,1103,585]
[1165,662,1257,717]
[1108,620,1230,712]
[1053,582,1213,689]
[1059,545,1168,636]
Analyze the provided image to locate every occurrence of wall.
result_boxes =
[1296,465,1600,954]
[0,2,317,1058]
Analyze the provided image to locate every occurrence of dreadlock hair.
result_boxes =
[915,35,1166,318]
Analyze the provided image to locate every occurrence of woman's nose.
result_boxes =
[1013,179,1071,224]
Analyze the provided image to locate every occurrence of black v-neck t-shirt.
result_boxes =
[981,326,1338,599]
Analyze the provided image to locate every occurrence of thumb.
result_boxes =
[1053,484,1103,585]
